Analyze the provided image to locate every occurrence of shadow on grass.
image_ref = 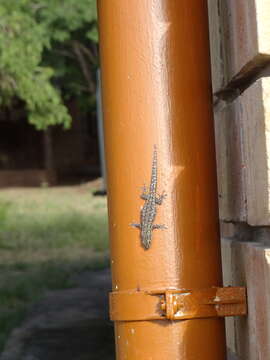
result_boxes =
[0,190,112,357]
[0,254,110,354]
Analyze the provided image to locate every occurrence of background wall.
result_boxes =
[208,1,270,359]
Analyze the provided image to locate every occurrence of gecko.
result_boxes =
[131,145,166,249]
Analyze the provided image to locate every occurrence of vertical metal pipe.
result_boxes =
[98,1,227,359]
[96,69,107,192]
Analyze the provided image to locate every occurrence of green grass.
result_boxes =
[0,185,109,352]
[0,186,109,251]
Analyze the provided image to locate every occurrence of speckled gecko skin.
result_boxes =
[131,145,166,249]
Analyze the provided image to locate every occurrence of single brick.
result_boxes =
[232,241,270,360]
[238,78,270,225]
[222,239,270,359]
[214,103,247,222]
[222,0,270,80]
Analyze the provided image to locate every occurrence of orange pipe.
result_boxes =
[98,1,227,359]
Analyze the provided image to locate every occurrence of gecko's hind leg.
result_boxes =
[152,224,167,230]
[131,223,141,229]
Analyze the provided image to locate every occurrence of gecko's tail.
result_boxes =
[153,144,157,163]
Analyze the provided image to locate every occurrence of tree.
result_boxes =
[0,0,98,129]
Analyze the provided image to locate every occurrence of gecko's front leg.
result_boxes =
[155,191,167,205]
[140,184,149,201]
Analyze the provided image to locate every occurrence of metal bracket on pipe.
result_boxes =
[110,287,247,321]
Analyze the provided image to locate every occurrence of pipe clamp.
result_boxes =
[110,287,247,321]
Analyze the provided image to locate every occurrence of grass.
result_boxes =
[0,184,109,352]
[0,186,109,251]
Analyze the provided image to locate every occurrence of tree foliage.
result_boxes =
[0,0,98,129]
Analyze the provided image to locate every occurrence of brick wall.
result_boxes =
[208,1,270,359]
